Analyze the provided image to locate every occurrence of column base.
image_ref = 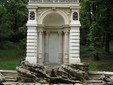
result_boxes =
[63,54,69,65]
[38,58,43,65]
[25,57,37,64]
[69,57,81,64]
[38,53,43,65]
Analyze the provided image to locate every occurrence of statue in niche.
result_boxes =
[73,12,78,20]
[30,11,35,20]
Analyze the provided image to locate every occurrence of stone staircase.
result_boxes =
[0,70,17,82]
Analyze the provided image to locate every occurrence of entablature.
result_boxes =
[28,0,80,8]
[29,0,79,3]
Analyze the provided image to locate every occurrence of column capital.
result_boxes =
[58,31,62,35]
[38,29,43,33]
[64,29,69,33]
[37,24,44,27]
[46,31,49,34]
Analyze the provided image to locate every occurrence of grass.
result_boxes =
[0,49,25,70]
[0,42,113,71]
[0,61,19,70]
[80,43,113,71]
[81,57,113,71]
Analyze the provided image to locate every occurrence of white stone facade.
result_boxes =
[26,0,81,65]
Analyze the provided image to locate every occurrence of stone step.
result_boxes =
[5,78,16,82]
[3,82,102,85]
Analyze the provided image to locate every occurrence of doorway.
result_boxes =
[48,32,59,64]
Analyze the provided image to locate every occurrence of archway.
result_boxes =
[43,12,65,26]
[42,12,65,65]
[38,9,69,25]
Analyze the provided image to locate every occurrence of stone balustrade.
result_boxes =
[29,0,79,3]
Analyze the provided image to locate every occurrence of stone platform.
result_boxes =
[1,70,113,85]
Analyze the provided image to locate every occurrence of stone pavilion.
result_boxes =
[26,0,81,65]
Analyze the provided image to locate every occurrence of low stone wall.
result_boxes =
[89,71,113,79]
[3,82,103,85]
[3,83,83,85]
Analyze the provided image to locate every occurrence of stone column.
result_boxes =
[63,30,69,65]
[45,31,49,64]
[38,29,43,65]
[58,31,62,64]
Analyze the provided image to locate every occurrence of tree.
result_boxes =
[0,0,28,49]
[80,0,113,54]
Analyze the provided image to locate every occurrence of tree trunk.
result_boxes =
[105,8,110,53]
[105,31,110,53]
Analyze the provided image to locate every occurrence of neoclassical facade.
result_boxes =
[26,0,81,65]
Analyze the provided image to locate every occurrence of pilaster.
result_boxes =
[26,27,38,64]
[26,6,38,64]
[69,27,80,64]
[63,29,69,65]
[69,7,81,64]
[58,31,63,64]
[38,28,43,65]
[44,31,49,64]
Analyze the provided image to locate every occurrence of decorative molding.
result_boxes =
[70,6,81,10]
[38,29,43,33]
[27,5,38,9]
[52,7,56,11]
[63,24,70,28]
[37,24,44,28]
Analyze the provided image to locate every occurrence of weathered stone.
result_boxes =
[100,74,113,85]
[16,61,89,84]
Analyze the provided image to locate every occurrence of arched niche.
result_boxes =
[43,13,65,27]
[38,9,69,25]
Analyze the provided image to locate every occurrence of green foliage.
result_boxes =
[81,45,113,71]
[0,0,28,49]
[88,22,102,47]
[80,0,113,55]
[0,0,27,69]
[84,58,113,71]
[88,22,102,60]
